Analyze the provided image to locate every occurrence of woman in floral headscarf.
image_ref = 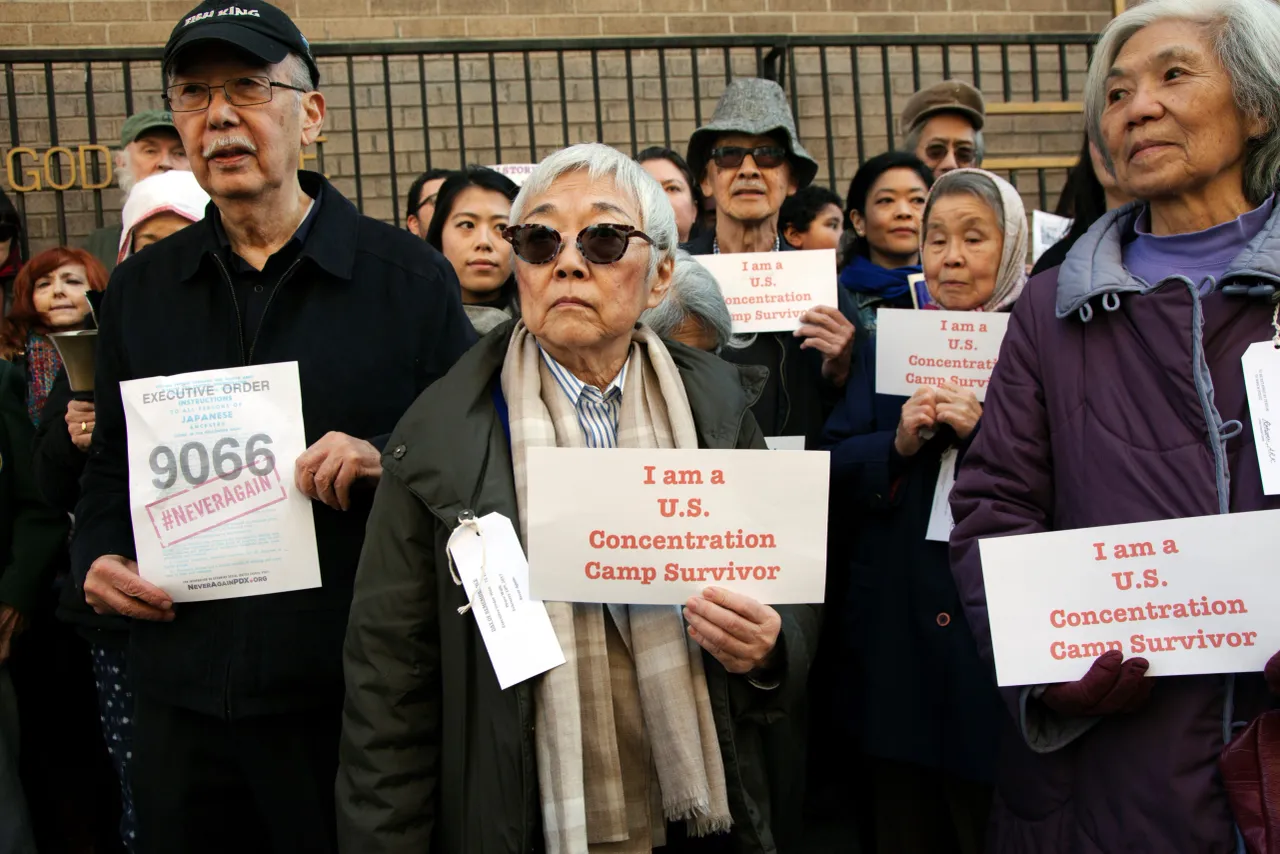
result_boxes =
[820,168,1027,854]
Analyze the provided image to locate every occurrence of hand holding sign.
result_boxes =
[935,383,982,440]
[684,586,782,674]
[796,305,855,387]
[894,387,937,457]
[295,431,381,512]
[85,554,175,621]
[1040,650,1154,716]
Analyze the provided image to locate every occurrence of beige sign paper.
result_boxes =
[525,447,829,605]
[693,249,838,334]
[875,307,1011,402]
[979,511,1279,686]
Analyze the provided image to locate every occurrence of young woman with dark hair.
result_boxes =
[426,166,520,335]
[838,152,934,331]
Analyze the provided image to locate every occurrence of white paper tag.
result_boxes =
[447,512,565,689]
[764,435,806,451]
[924,448,958,542]
[1242,341,1280,495]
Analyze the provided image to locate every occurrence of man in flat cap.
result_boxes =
[81,110,189,274]
[900,79,987,178]
[71,1,473,851]
[685,77,857,451]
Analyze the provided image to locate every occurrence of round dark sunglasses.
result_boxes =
[502,223,655,265]
[710,145,788,169]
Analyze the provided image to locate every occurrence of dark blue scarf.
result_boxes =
[838,254,921,300]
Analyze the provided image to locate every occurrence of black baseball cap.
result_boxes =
[164,0,319,86]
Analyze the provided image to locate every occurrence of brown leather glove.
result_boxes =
[1040,650,1154,716]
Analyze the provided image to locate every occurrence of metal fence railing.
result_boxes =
[0,33,1095,255]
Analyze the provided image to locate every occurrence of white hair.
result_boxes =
[640,249,733,352]
[116,147,137,194]
[510,142,678,282]
[1085,0,1280,205]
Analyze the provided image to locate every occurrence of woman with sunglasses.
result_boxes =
[684,78,858,451]
[425,166,520,335]
[338,143,816,854]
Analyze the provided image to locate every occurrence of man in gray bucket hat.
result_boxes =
[684,78,856,451]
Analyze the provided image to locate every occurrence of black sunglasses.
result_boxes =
[0,225,15,243]
[502,223,655,265]
[710,145,788,170]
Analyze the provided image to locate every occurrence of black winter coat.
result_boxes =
[683,232,857,448]
[72,172,475,718]
[34,369,131,646]
[820,325,1003,782]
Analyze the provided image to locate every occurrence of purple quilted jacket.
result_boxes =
[949,203,1279,853]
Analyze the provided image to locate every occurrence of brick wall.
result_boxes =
[4,0,1113,47]
[1,1,1108,252]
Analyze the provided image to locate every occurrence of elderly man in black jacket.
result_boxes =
[683,78,856,450]
[70,2,473,852]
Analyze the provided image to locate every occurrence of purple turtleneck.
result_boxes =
[1122,195,1275,290]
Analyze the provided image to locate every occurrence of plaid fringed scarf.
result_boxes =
[501,321,732,854]
[25,331,61,427]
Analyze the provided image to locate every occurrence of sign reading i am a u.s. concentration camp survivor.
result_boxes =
[525,447,829,605]
[979,511,1280,686]
[693,249,839,335]
[875,307,1011,402]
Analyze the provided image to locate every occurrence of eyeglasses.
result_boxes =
[502,223,655,265]
[412,193,440,217]
[0,225,15,243]
[709,145,788,170]
[163,76,308,113]
[923,142,978,167]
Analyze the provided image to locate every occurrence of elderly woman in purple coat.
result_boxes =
[949,0,1280,850]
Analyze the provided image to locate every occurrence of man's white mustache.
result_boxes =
[203,136,258,158]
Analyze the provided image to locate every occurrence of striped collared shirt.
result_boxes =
[539,347,628,448]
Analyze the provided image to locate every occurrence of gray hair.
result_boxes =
[924,169,1004,225]
[640,249,733,352]
[904,122,986,166]
[510,142,678,282]
[1085,0,1280,205]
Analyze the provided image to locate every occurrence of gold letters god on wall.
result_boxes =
[5,145,113,192]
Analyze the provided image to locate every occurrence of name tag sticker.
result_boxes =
[447,512,565,689]
[1242,341,1280,495]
